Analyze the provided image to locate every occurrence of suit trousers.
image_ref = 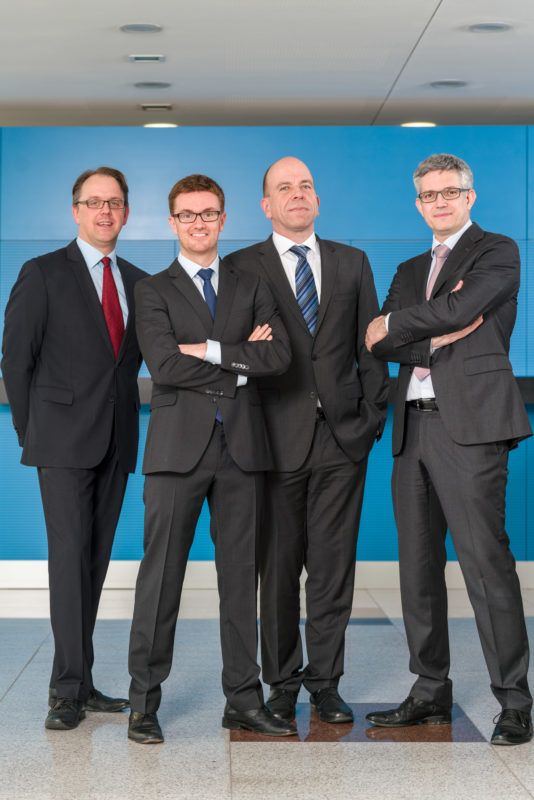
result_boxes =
[128,423,264,714]
[260,416,368,692]
[393,405,532,711]
[38,439,128,701]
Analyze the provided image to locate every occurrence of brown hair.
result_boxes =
[168,174,225,213]
[72,167,129,206]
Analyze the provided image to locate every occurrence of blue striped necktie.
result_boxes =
[197,268,217,319]
[291,245,318,335]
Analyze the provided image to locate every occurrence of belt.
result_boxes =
[407,398,439,412]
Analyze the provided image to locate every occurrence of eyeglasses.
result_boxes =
[172,210,221,223]
[76,198,125,210]
[418,187,470,203]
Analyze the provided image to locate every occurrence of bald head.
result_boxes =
[261,156,319,242]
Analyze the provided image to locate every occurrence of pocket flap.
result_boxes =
[150,393,177,409]
[36,386,73,405]
[464,354,512,375]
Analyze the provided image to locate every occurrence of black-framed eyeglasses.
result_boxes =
[172,210,221,223]
[76,198,125,210]
[418,187,470,203]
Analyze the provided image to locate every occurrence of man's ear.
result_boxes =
[261,197,272,220]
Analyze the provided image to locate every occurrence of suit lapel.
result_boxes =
[168,259,214,335]
[212,262,237,340]
[431,222,483,297]
[67,240,116,357]
[314,237,338,336]
[257,236,313,336]
[413,250,432,303]
[116,258,136,361]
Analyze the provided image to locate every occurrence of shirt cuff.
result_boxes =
[385,313,390,331]
[204,339,221,364]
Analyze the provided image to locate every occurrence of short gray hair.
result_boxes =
[413,154,473,192]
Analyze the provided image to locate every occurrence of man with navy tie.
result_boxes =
[2,167,147,730]
[127,174,294,743]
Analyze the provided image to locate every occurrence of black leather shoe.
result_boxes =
[222,703,297,736]
[366,696,451,727]
[309,688,353,724]
[128,711,164,744]
[491,709,533,746]
[266,689,298,722]
[45,698,86,730]
[49,687,129,712]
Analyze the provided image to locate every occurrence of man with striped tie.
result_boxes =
[226,157,389,725]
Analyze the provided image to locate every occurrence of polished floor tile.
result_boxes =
[1,594,534,800]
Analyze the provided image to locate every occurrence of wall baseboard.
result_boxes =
[1,560,533,590]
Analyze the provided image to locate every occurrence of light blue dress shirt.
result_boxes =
[76,236,128,327]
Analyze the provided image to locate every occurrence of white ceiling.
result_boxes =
[1,0,533,126]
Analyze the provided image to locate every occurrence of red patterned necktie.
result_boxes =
[101,256,124,358]
[413,244,451,381]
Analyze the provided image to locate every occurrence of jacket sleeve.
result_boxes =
[386,237,519,348]
[220,276,291,377]
[1,260,47,445]
[355,253,390,439]
[371,264,431,367]
[134,279,238,397]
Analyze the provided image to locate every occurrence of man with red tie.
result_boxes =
[2,167,147,731]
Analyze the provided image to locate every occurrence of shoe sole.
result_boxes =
[221,718,297,736]
[86,704,130,713]
[128,731,164,744]
[366,715,451,728]
[45,710,86,730]
[491,734,533,746]
[266,706,296,722]
[310,703,353,724]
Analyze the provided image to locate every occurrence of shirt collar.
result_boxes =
[272,231,317,257]
[432,219,472,256]
[178,252,220,281]
[77,236,117,270]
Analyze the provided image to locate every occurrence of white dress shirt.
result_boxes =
[76,236,128,326]
[272,232,321,299]
[177,252,246,386]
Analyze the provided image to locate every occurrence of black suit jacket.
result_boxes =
[225,236,389,471]
[373,222,532,454]
[135,258,291,474]
[1,240,147,472]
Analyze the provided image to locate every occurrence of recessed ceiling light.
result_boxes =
[141,104,172,112]
[429,80,468,89]
[467,22,512,33]
[134,81,171,89]
[143,123,178,128]
[129,54,166,63]
[120,23,162,33]
[401,122,437,128]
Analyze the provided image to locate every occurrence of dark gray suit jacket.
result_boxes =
[225,236,389,471]
[373,222,532,454]
[1,240,147,472]
[136,258,291,474]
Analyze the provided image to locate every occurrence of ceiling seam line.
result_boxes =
[370,0,444,126]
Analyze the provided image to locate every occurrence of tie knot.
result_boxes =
[102,256,111,269]
[197,268,214,282]
[290,245,309,260]
[433,244,450,261]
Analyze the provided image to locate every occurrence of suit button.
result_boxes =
[310,391,316,399]
[212,398,217,403]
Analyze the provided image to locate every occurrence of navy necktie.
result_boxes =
[290,246,318,335]
[197,268,217,319]
[196,267,221,422]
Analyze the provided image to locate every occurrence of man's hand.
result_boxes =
[431,279,483,347]
[178,342,208,359]
[432,316,483,348]
[365,316,388,351]
[248,324,273,341]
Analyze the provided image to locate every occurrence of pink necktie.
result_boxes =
[413,244,451,381]
[102,256,124,358]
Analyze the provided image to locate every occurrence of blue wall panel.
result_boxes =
[1,126,532,563]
